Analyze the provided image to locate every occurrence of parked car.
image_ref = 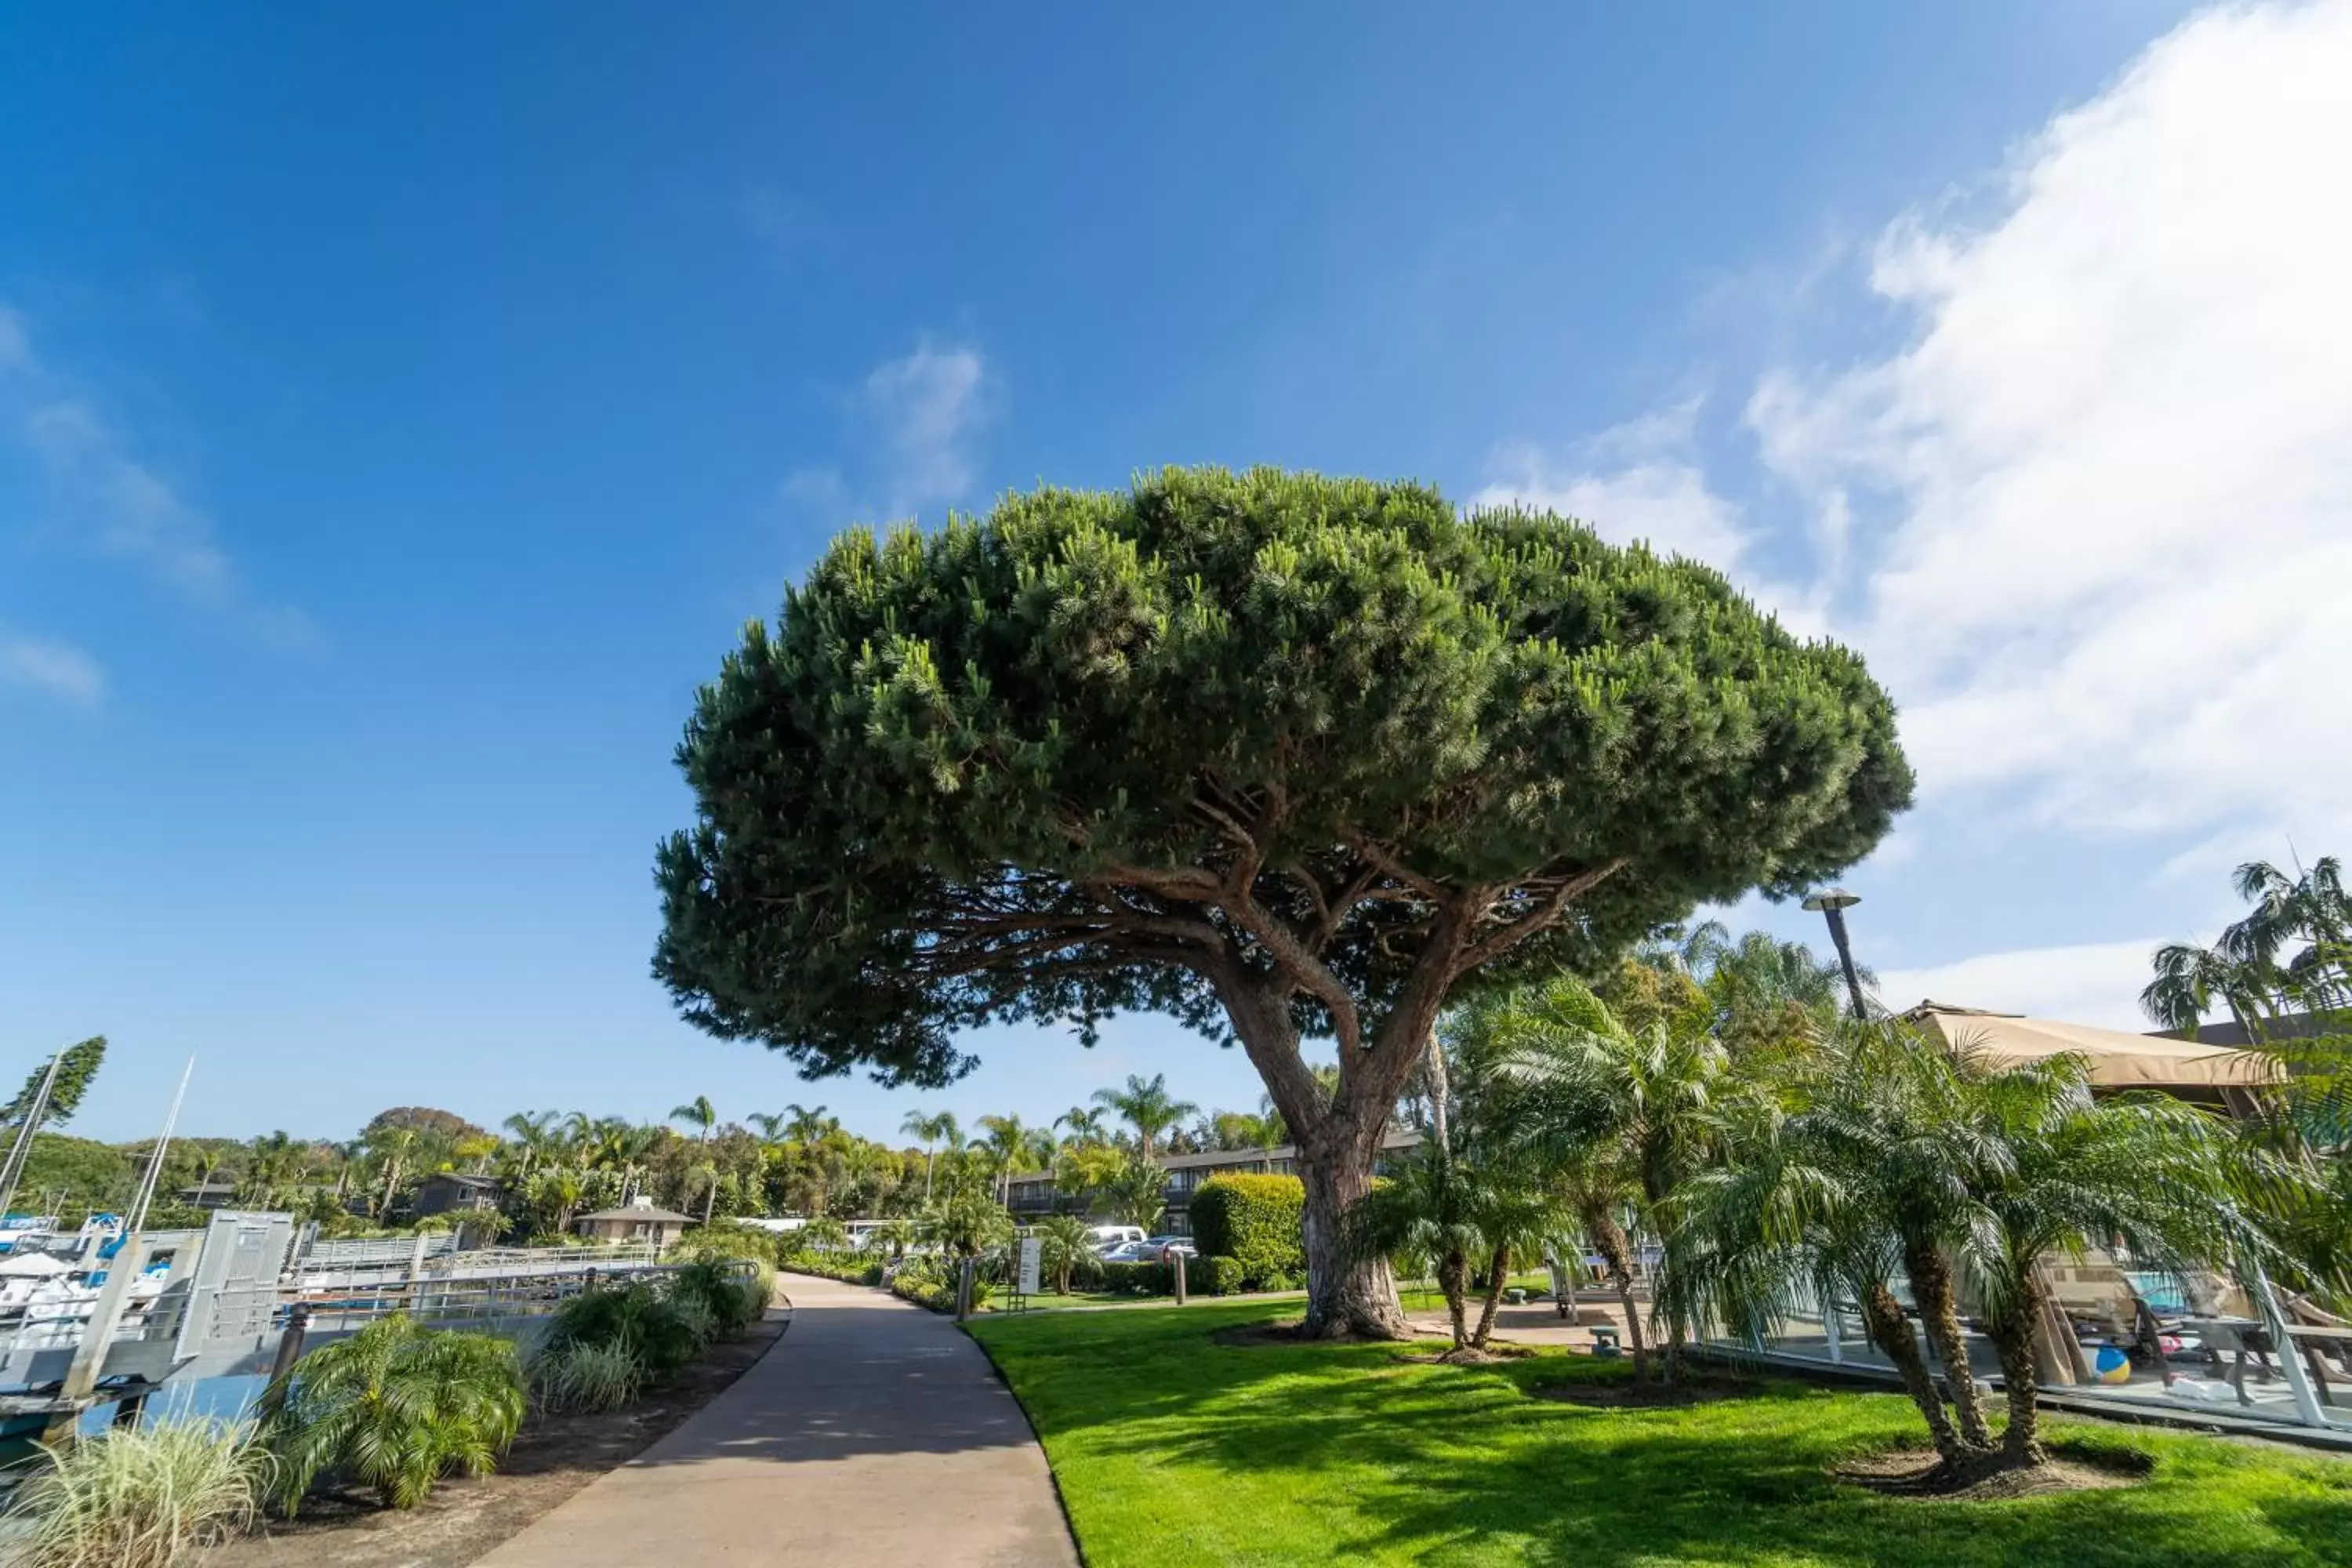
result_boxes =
[1098,1240,1148,1263]
[1086,1224,1145,1252]
[1136,1236,1197,1263]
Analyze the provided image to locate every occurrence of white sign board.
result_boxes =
[1018,1236,1043,1296]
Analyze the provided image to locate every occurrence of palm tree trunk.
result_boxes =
[1989,1276,2051,1470]
[702,1178,717,1225]
[1438,1249,1470,1351]
[1903,1242,1993,1450]
[1582,1200,1650,1381]
[1469,1246,1511,1350]
[1860,1283,1972,1469]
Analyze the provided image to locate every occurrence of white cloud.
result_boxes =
[1876,938,2165,1032]
[1745,1,2352,850]
[0,632,104,708]
[785,338,994,524]
[1475,402,1751,570]
[1,303,312,645]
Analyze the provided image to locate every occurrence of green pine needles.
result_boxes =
[657,466,1911,1335]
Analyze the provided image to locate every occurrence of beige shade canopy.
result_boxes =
[1902,1001,2285,1091]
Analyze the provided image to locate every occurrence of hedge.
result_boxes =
[1098,1255,1247,1297]
[1189,1175,1304,1287]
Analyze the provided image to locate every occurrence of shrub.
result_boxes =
[5,1420,268,1568]
[256,1316,524,1514]
[543,1283,707,1379]
[1189,1254,1243,1295]
[1189,1175,1304,1287]
[780,1250,884,1286]
[533,1339,644,1414]
[674,1221,783,1269]
[670,1259,765,1338]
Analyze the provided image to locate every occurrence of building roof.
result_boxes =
[1902,1000,2285,1090]
[424,1172,503,1190]
[576,1205,694,1224]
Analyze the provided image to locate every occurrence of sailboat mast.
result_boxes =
[127,1057,195,1236]
[0,1052,67,1222]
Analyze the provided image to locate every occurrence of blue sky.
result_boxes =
[5,2,2347,1146]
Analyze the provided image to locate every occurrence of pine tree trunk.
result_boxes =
[1297,1130,1408,1339]
[1904,1242,1992,1450]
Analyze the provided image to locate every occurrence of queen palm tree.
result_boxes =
[973,1115,1034,1203]
[501,1111,561,1179]
[1054,1105,1107,1144]
[901,1109,960,1200]
[1091,1074,1197,1160]
[782,1102,836,1145]
[670,1096,718,1143]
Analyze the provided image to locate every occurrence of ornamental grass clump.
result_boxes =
[255,1314,524,1513]
[532,1338,645,1414]
[4,1420,269,1568]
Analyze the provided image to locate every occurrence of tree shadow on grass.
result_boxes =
[974,1303,2352,1568]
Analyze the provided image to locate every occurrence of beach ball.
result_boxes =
[2093,1346,2132,1385]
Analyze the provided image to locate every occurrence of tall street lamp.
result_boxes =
[1802,887,1871,1021]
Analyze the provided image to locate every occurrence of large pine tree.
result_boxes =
[655,467,1910,1334]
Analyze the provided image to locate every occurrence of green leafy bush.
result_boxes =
[781,1250,884,1286]
[256,1316,524,1514]
[5,1419,269,1568]
[670,1258,766,1337]
[1096,1257,1244,1297]
[542,1283,707,1378]
[674,1221,783,1269]
[1189,1175,1304,1287]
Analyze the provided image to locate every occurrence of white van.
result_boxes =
[1085,1224,1145,1252]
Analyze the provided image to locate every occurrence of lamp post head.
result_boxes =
[1802,887,1860,913]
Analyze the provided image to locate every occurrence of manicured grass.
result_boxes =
[968,1299,2352,1567]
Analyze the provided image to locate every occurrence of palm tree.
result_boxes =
[873,1215,918,1260]
[670,1095,718,1143]
[1054,1105,1107,1144]
[1968,1057,2255,1468]
[500,1111,560,1179]
[901,1109,960,1200]
[1345,1139,1559,1356]
[973,1114,1034,1203]
[782,1102,836,1144]
[1091,1073,1198,1160]
[256,1314,524,1513]
[746,1110,790,1143]
[1481,975,1744,1385]
[1037,1213,1096,1295]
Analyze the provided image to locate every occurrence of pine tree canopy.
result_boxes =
[654,467,1911,1094]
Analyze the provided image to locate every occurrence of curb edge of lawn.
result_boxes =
[959,1312,1094,1568]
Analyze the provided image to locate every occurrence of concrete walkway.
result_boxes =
[475,1275,1080,1567]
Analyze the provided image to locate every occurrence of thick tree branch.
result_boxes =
[1451,858,1629,975]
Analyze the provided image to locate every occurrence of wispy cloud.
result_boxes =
[1475,401,1751,570]
[0,631,104,708]
[1875,938,2169,1031]
[0,303,314,648]
[1743,0,2352,851]
[784,338,996,524]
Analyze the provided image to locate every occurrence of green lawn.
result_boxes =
[967,1299,2352,1568]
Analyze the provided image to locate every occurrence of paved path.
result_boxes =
[476,1275,1080,1568]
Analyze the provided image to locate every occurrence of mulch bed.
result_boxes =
[1835,1445,2150,1501]
[204,1312,789,1568]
